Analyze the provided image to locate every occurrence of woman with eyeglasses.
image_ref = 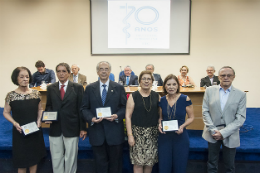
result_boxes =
[3,67,46,173]
[125,70,160,173]
[158,74,194,173]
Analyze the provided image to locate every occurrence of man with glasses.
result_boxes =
[69,64,87,87]
[145,64,163,86]
[202,66,246,173]
[200,66,220,87]
[119,65,138,86]
[81,61,127,173]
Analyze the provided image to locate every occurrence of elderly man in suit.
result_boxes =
[81,61,127,173]
[145,64,163,86]
[119,65,138,86]
[202,66,246,173]
[200,66,220,87]
[69,64,87,87]
[45,62,87,173]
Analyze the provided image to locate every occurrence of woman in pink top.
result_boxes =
[177,65,196,87]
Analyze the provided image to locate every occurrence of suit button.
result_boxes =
[221,117,223,119]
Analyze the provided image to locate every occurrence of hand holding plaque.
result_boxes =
[42,111,58,122]
[21,122,40,136]
[96,107,112,119]
[161,120,179,132]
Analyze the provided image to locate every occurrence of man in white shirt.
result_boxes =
[45,63,87,173]
[200,66,220,87]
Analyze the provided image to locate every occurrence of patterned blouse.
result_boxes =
[5,90,41,105]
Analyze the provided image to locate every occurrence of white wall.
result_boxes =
[0,0,260,107]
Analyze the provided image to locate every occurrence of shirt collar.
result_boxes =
[99,79,110,87]
[208,75,214,79]
[73,73,78,77]
[43,68,49,74]
[219,85,232,92]
[59,80,69,86]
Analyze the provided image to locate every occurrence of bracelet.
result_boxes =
[127,133,133,136]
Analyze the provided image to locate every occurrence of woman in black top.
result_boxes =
[125,70,160,173]
[3,67,46,173]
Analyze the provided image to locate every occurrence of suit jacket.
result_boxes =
[45,81,86,137]
[153,73,163,86]
[81,80,127,146]
[200,76,220,87]
[69,73,87,87]
[202,85,246,148]
[119,74,138,86]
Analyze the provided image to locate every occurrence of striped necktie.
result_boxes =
[101,84,107,106]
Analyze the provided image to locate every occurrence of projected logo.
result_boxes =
[121,5,159,44]
[108,1,170,49]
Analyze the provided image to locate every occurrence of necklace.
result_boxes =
[167,95,177,120]
[139,90,152,112]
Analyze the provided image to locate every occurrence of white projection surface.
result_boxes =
[90,0,191,55]
[108,0,170,49]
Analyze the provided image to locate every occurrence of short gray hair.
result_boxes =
[145,64,154,70]
[207,65,215,70]
[72,64,80,68]
[124,65,132,70]
[218,66,235,75]
[96,61,111,72]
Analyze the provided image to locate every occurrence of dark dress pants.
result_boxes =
[207,141,236,173]
[92,140,123,173]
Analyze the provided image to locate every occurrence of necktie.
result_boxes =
[60,85,65,100]
[101,84,107,106]
[73,75,77,83]
[126,76,129,85]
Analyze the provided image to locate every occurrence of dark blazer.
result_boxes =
[153,73,163,86]
[69,73,87,87]
[45,81,85,137]
[81,80,127,146]
[119,74,138,86]
[200,76,220,87]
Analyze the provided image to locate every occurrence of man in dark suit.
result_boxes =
[145,64,163,86]
[69,64,87,87]
[81,61,127,173]
[45,62,87,173]
[200,66,220,87]
[119,65,138,86]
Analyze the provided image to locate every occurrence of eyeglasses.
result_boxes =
[219,74,234,78]
[99,68,109,72]
[141,78,152,81]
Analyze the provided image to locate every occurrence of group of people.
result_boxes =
[3,61,246,173]
[28,60,220,89]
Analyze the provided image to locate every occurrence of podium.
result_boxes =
[33,86,206,130]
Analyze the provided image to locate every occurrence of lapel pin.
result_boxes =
[111,90,113,92]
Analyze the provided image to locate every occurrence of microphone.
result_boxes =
[120,66,122,72]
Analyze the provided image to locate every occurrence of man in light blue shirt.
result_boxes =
[202,66,246,173]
